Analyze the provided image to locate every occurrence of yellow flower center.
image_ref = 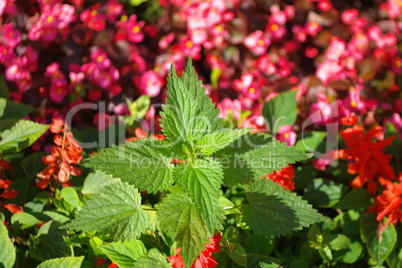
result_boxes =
[284,132,290,138]
[132,26,140,33]
[257,39,265,46]
[249,87,256,94]
[271,24,279,31]
[186,40,193,49]
[350,100,357,107]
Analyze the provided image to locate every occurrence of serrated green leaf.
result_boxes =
[240,139,307,178]
[160,59,223,148]
[99,240,146,268]
[30,221,72,261]
[84,139,174,194]
[0,221,16,268]
[157,193,210,267]
[11,212,42,229]
[37,256,84,268]
[196,128,250,155]
[134,249,170,268]
[0,120,48,153]
[0,98,33,119]
[81,171,118,195]
[175,158,223,233]
[242,180,324,237]
[219,157,254,186]
[262,90,297,134]
[64,181,149,242]
[214,133,273,157]
[360,213,397,265]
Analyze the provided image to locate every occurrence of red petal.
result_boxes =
[4,203,23,213]
[0,189,18,199]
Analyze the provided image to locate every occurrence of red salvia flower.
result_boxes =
[0,189,18,199]
[265,164,295,191]
[332,123,396,192]
[37,118,83,189]
[168,233,222,268]
[4,203,23,213]
[369,173,402,231]
[126,127,165,142]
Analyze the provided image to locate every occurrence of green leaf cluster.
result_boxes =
[67,59,323,267]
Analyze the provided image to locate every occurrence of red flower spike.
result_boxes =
[50,119,64,134]
[265,165,295,191]
[0,189,18,199]
[341,113,358,126]
[168,233,222,268]
[4,203,23,213]
[0,179,12,189]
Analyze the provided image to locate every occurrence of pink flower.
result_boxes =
[244,30,270,56]
[104,0,123,23]
[305,21,322,37]
[159,33,175,49]
[90,48,111,70]
[0,46,14,64]
[49,83,68,103]
[278,125,296,146]
[266,23,286,40]
[80,4,106,31]
[341,9,359,24]
[233,73,261,100]
[0,23,21,48]
[134,70,163,97]
[316,60,344,84]
[179,37,202,59]
[318,0,332,11]
[125,15,145,43]
[255,55,277,75]
[217,98,241,120]
[387,0,402,19]
[189,29,207,45]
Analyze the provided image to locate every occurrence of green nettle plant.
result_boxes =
[64,60,324,267]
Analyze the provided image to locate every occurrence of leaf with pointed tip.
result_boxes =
[84,139,174,194]
[98,240,146,268]
[134,249,170,268]
[174,158,223,233]
[63,181,148,242]
[242,180,324,237]
[157,193,210,267]
[240,139,307,177]
[196,129,250,156]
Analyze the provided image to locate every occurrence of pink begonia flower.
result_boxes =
[343,84,366,113]
[255,55,277,75]
[318,0,332,11]
[266,23,286,40]
[244,30,270,56]
[179,37,202,59]
[387,0,402,18]
[386,113,402,138]
[80,3,106,31]
[217,98,242,120]
[125,15,145,43]
[96,67,119,89]
[278,125,296,146]
[158,33,175,49]
[351,17,368,34]
[134,70,163,97]
[190,29,207,45]
[312,157,333,171]
[0,0,17,17]
[0,46,14,64]
[233,73,261,101]
[90,48,111,70]
[269,5,287,25]
[130,52,147,73]
[391,58,402,75]
[310,92,338,125]
[49,83,68,103]
[305,21,322,37]
[104,0,123,23]
[316,60,344,84]
[277,57,294,78]
[292,25,307,42]
[341,9,359,24]
[0,23,21,48]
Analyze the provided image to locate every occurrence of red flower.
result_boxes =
[333,124,396,192]
[168,233,222,268]
[265,165,295,191]
[126,128,165,142]
[0,189,18,199]
[4,203,23,213]
[37,119,83,188]
[369,173,402,230]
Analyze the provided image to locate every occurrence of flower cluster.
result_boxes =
[168,233,222,268]
[0,159,22,214]
[36,119,83,189]
[265,164,295,191]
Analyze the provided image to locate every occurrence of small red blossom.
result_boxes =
[37,119,83,188]
[4,203,23,213]
[126,128,165,142]
[168,233,222,268]
[0,189,18,199]
[369,173,402,231]
[332,123,396,191]
[265,165,295,191]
